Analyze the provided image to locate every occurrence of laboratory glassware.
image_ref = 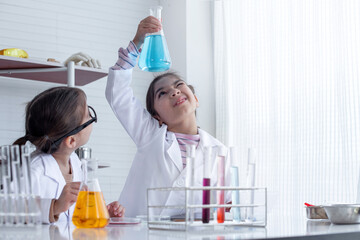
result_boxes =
[357,165,360,203]
[138,6,171,72]
[20,144,41,225]
[75,146,92,160]
[229,147,241,222]
[185,144,195,223]
[0,145,40,226]
[0,145,12,225]
[246,148,256,221]
[217,147,226,223]
[147,186,267,230]
[10,145,25,225]
[202,146,211,223]
[72,159,109,228]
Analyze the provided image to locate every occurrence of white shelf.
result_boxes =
[0,55,108,86]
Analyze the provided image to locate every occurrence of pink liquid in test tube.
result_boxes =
[202,178,211,223]
[202,146,212,223]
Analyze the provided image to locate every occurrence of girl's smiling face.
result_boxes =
[153,75,199,127]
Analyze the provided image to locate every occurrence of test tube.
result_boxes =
[246,148,256,222]
[0,147,5,225]
[1,146,11,225]
[229,147,241,222]
[21,145,41,225]
[217,146,226,223]
[10,145,26,225]
[357,167,360,203]
[185,144,196,223]
[202,146,211,223]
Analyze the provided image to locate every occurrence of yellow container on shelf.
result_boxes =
[0,48,28,58]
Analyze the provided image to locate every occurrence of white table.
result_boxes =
[1,214,360,240]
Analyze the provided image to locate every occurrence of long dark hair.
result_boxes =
[13,87,86,154]
[146,72,195,118]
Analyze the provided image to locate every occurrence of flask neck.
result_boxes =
[81,159,99,186]
[85,178,102,192]
[149,6,164,36]
[150,6,162,21]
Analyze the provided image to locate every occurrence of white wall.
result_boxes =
[162,0,215,135]
[0,0,215,202]
[161,0,215,135]
[0,0,158,202]
[186,0,215,135]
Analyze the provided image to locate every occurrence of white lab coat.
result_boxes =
[31,152,82,223]
[106,69,231,217]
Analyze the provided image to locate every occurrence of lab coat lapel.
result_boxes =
[165,131,183,173]
[198,129,222,172]
[43,155,64,196]
[70,155,81,182]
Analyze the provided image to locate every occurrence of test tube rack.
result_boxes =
[147,186,267,231]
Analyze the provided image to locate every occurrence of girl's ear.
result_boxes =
[64,136,77,149]
[194,95,199,108]
[154,115,163,126]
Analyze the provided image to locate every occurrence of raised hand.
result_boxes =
[133,16,162,49]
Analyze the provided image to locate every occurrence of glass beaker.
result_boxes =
[138,6,171,72]
[72,159,109,228]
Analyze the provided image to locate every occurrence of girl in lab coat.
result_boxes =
[14,87,125,223]
[106,17,231,217]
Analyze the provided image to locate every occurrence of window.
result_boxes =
[214,0,360,216]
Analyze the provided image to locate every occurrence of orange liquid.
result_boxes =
[72,191,109,228]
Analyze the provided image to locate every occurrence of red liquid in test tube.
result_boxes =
[217,147,226,223]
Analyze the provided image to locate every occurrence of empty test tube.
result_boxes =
[229,147,241,222]
[246,148,256,222]
[186,144,196,223]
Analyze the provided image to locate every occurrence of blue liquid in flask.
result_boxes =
[138,35,171,72]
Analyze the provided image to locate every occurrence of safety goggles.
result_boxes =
[52,106,97,147]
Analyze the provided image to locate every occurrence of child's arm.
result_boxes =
[106,17,164,146]
[31,166,81,223]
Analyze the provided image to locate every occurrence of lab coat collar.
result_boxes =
[165,128,221,173]
[198,128,220,150]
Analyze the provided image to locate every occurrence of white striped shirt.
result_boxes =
[173,132,200,169]
[111,41,139,70]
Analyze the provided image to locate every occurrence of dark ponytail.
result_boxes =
[13,87,86,154]
[13,136,28,146]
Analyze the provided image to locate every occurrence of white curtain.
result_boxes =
[214,0,360,216]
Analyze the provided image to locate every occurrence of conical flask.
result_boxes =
[138,6,171,72]
[72,159,109,228]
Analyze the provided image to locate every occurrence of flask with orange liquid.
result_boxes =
[72,159,109,228]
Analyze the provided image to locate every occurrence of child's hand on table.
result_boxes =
[107,201,125,217]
